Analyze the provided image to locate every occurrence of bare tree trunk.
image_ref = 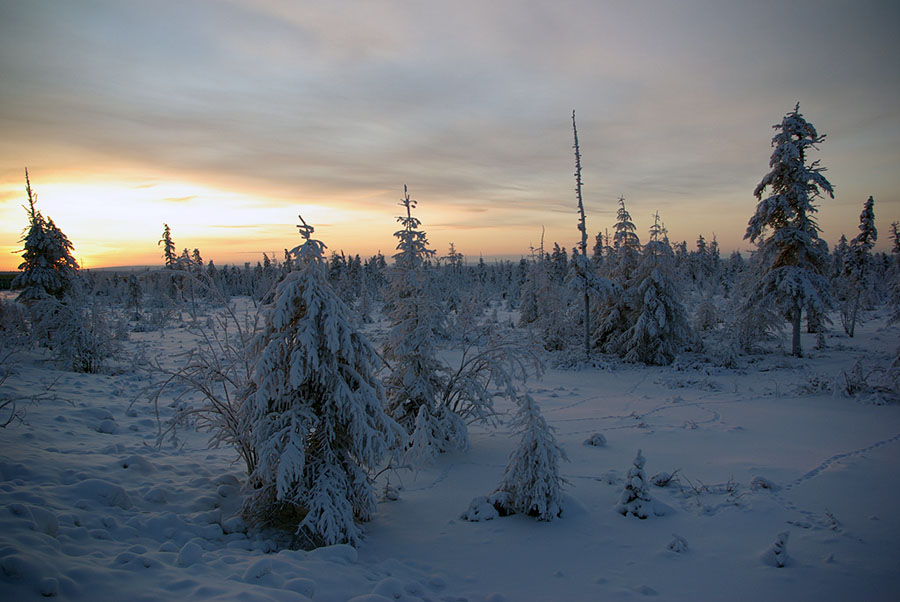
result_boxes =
[848,290,860,338]
[791,304,802,357]
[572,110,590,357]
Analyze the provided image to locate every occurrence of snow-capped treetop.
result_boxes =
[640,211,676,276]
[613,196,641,252]
[746,103,834,246]
[159,223,178,269]
[611,196,641,281]
[394,185,435,270]
[852,196,877,252]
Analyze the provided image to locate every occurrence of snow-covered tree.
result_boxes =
[13,170,79,302]
[382,187,455,445]
[463,392,567,522]
[744,103,834,357]
[159,224,178,269]
[519,248,574,350]
[620,213,694,364]
[840,196,877,337]
[246,216,402,548]
[496,392,567,520]
[597,213,692,365]
[611,196,642,280]
[592,197,641,350]
[616,449,651,519]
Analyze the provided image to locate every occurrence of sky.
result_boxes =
[1,0,898,270]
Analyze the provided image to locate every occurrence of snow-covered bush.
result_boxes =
[583,432,607,447]
[0,297,29,345]
[667,534,688,553]
[402,405,437,472]
[245,217,403,548]
[762,531,790,568]
[29,286,122,374]
[146,293,261,478]
[616,449,651,519]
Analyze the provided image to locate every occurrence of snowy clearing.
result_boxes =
[1,305,899,601]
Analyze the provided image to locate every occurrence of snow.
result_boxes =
[2,302,900,600]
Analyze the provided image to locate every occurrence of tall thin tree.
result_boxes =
[745,103,833,357]
[572,110,591,356]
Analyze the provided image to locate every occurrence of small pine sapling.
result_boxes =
[616,449,651,519]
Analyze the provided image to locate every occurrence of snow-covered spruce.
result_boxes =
[743,103,834,357]
[382,187,467,453]
[13,170,79,303]
[592,196,641,351]
[468,393,568,522]
[616,449,651,519]
[838,196,877,337]
[616,212,695,365]
[245,216,403,548]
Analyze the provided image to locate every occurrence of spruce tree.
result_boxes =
[616,449,651,519]
[841,196,877,336]
[611,196,641,280]
[744,103,833,357]
[616,212,694,365]
[592,196,640,351]
[495,393,567,521]
[159,224,178,269]
[383,187,465,452]
[13,169,79,302]
[246,216,402,547]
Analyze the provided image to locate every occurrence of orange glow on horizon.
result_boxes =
[0,174,550,271]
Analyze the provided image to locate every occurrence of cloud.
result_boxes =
[1,0,898,263]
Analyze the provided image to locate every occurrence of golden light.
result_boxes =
[0,176,359,271]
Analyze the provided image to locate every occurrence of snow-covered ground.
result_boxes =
[1,306,898,601]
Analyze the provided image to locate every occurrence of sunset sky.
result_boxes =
[1,0,898,270]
